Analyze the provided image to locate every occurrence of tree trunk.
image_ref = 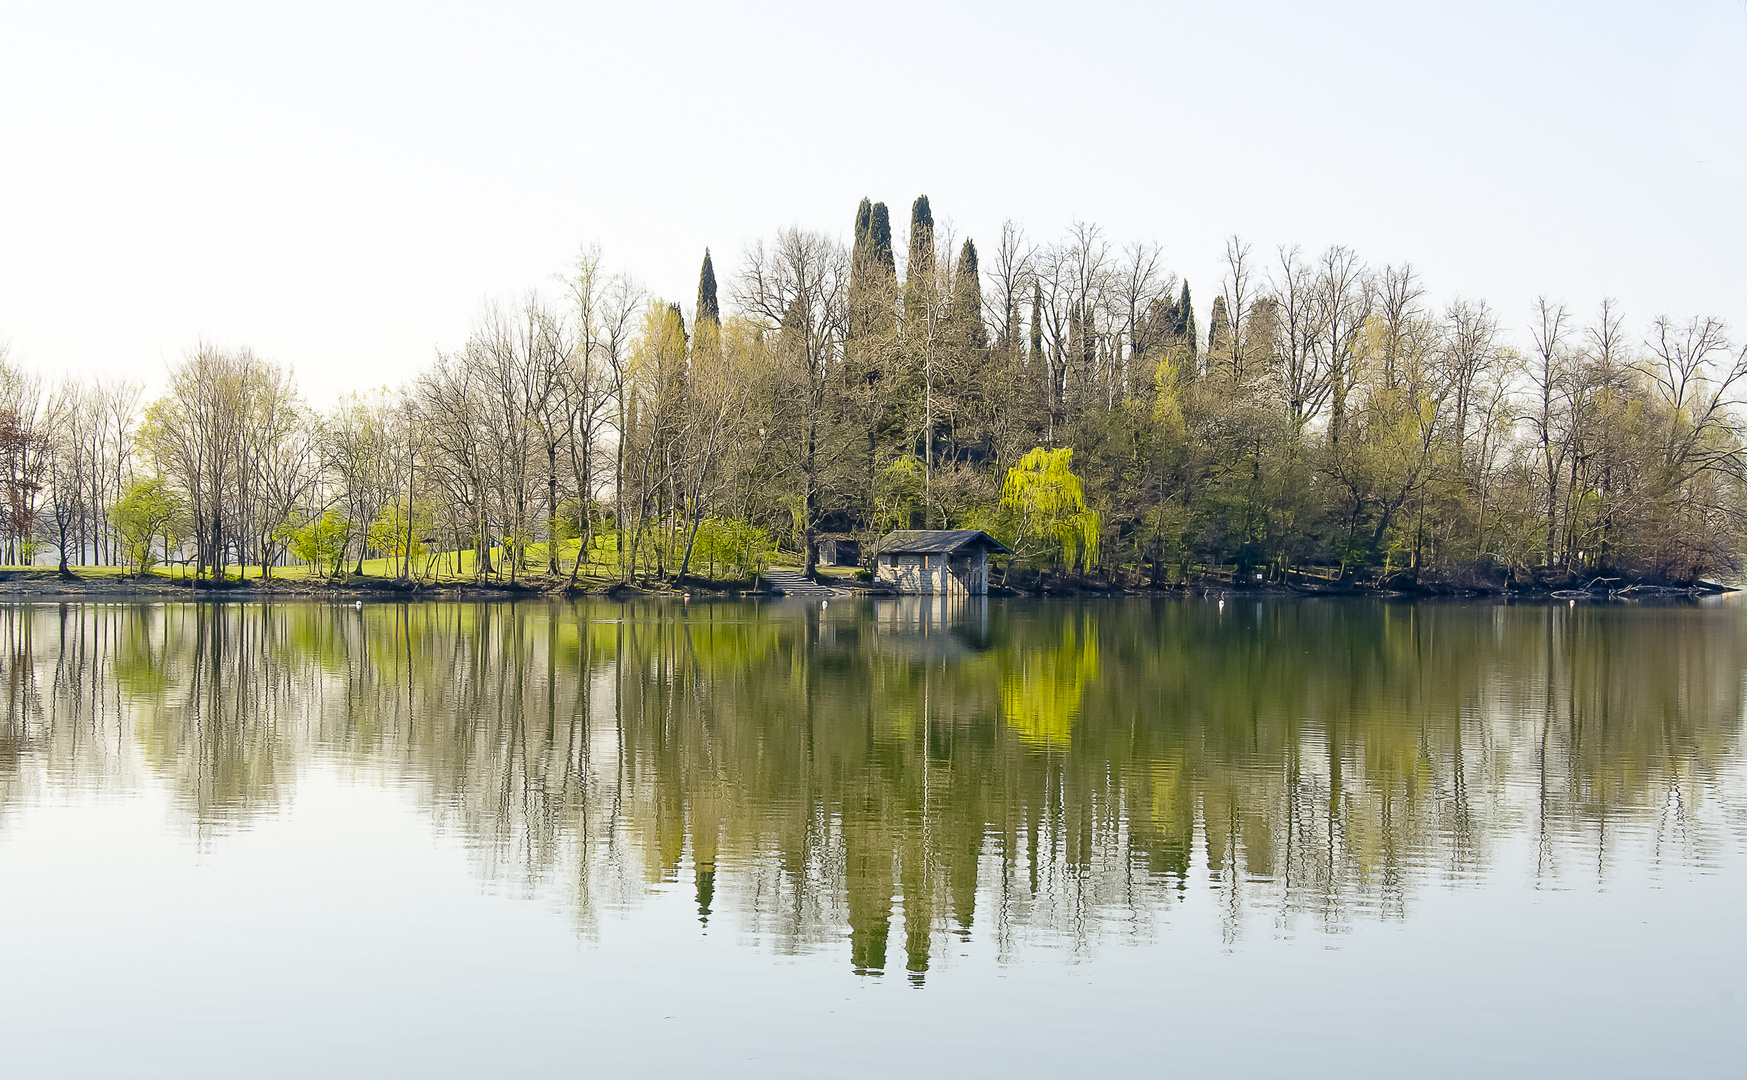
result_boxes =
[547,442,560,575]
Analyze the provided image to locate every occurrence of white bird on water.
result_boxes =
[355,601,362,610]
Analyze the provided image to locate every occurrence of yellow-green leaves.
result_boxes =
[110,475,183,575]
[288,508,350,577]
[1001,447,1101,571]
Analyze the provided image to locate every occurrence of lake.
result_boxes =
[0,596,1743,1077]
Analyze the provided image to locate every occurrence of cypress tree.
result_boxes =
[696,249,720,327]
[1206,294,1231,375]
[954,238,979,288]
[845,197,902,531]
[907,195,934,278]
[952,238,987,348]
[850,197,874,298]
[847,197,898,370]
[1137,295,1173,358]
[1240,296,1279,383]
[904,195,935,333]
[870,202,895,279]
[1176,281,1198,369]
[694,249,721,364]
[848,198,895,299]
[848,198,874,335]
[853,198,873,262]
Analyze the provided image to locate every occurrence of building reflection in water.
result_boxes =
[0,597,1742,979]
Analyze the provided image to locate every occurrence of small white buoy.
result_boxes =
[821,600,828,608]
[355,600,363,609]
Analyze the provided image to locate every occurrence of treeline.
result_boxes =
[2,195,1745,584]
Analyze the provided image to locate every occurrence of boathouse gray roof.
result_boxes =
[875,529,1012,556]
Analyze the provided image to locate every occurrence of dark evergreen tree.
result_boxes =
[693,249,721,364]
[849,197,875,310]
[952,238,987,348]
[907,195,934,276]
[1136,294,1176,358]
[855,198,873,245]
[696,249,720,327]
[870,202,895,279]
[904,195,935,334]
[1176,281,1198,370]
[851,198,873,276]
[844,197,902,515]
[848,197,899,358]
[849,199,896,297]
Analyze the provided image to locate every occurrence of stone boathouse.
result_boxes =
[874,529,1010,596]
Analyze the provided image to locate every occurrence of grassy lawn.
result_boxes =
[2,535,774,588]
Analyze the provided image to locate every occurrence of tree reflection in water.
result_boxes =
[0,597,1741,978]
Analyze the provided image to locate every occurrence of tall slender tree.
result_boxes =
[1175,281,1197,373]
[696,249,720,327]
[952,238,986,349]
[869,202,895,278]
[1206,295,1231,375]
[904,195,935,335]
[695,248,722,369]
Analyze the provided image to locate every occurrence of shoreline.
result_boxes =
[0,569,1729,604]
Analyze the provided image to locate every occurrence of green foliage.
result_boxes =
[18,599,1738,977]
[109,476,181,574]
[50,196,1743,590]
[548,513,580,543]
[368,499,432,571]
[290,509,350,578]
[1001,448,1101,571]
[693,517,775,579]
[1000,616,1099,748]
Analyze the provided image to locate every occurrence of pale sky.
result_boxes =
[1,0,1743,406]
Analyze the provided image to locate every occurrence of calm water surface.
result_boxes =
[1,597,1744,1077]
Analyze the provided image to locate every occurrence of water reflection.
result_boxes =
[0,597,1742,978]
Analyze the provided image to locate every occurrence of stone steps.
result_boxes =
[764,568,849,598]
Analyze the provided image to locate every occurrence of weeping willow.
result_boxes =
[1001,447,1102,571]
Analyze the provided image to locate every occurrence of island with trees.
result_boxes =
[1,195,1742,597]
